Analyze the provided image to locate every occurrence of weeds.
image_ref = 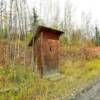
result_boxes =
[0,58,100,100]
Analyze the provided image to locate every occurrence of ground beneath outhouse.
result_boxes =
[72,78,100,100]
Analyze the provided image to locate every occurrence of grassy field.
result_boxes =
[0,39,100,100]
[0,58,100,100]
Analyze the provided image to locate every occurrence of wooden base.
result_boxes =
[43,73,65,81]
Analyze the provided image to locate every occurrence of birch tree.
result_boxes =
[64,0,74,40]
[81,12,93,40]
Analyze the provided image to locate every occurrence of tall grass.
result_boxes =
[0,58,100,100]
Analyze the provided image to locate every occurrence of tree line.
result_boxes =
[0,0,99,45]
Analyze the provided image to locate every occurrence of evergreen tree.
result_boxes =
[95,26,100,46]
[31,8,39,37]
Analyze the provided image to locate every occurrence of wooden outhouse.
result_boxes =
[29,26,63,77]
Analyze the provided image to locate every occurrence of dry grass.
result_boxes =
[0,39,100,100]
[0,58,100,100]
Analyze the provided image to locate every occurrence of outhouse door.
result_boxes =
[43,38,59,75]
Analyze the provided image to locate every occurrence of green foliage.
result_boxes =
[71,34,81,46]
[0,28,8,39]
[60,34,68,45]
[51,23,60,30]
[60,29,84,47]
[95,26,100,46]
[25,32,34,41]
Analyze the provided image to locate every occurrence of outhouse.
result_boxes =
[29,26,63,77]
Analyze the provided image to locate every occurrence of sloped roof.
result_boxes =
[37,26,64,34]
[28,26,64,46]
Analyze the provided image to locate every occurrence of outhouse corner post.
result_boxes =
[40,32,44,78]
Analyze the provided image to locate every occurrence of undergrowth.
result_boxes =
[0,58,100,100]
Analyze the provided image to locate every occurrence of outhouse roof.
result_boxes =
[37,26,63,34]
[28,26,64,46]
